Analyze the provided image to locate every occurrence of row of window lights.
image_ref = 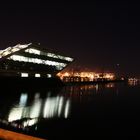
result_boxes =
[0,44,74,63]
[21,73,52,78]
[25,48,73,62]
[8,55,67,70]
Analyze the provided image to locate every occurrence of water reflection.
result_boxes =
[105,83,115,88]
[0,82,136,138]
[61,83,116,97]
[8,92,71,128]
[128,80,139,86]
[3,83,122,128]
[43,96,70,119]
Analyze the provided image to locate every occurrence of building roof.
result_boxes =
[0,43,73,62]
[0,43,32,59]
[0,43,74,73]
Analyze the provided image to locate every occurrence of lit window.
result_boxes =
[25,48,40,55]
[8,55,67,70]
[35,73,41,77]
[21,73,28,77]
[25,48,73,62]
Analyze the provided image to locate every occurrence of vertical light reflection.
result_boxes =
[64,100,70,118]
[95,84,99,92]
[8,93,28,122]
[19,93,28,107]
[30,93,42,118]
[43,96,71,119]
[30,98,42,118]
[43,97,61,118]
[8,93,71,128]
[58,97,64,117]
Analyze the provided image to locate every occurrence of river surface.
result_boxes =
[0,82,140,139]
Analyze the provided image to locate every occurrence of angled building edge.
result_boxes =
[0,43,74,87]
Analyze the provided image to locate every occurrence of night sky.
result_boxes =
[0,1,140,76]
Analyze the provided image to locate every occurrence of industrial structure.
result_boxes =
[0,43,74,78]
[58,71,116,82]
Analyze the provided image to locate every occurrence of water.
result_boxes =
[0,82,140,139]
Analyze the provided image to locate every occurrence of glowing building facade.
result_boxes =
[58,71,116,82]
[0,43,73,77]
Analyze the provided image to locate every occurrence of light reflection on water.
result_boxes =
[5,82,121,126]
[7,82,117,128]
[0,82,140,138]
[7,92,71,128]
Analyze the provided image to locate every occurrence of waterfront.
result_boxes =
[0,81,140,139]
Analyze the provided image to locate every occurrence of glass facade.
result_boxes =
[0,43,74,77]
[8,55,67,70]
[25,48,73,62]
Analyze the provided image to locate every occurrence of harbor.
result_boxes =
[0,81,140,139]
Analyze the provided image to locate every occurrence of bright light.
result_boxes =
[35,73,41,77]
[58,97,63,117]
[8,107,23,122]
[25,48,40,55]
[8,55,67,70]
[104,74,114,79]
[64,100,70,118]
[58,71,115,82]
[43,96,70,118]
[21,73,28,77]
[64,72,70,77]
[30,98,42,118]
[23,118,38,127]
[0,43,31,58]
[19,93,28,107]
[25,48,73,62]
[47,74,52,78]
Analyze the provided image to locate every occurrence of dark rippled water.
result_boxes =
[0,82,140,139]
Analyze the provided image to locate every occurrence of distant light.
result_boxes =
[21,73,28,77]
[35,73,41,78]
[47,74,52,78]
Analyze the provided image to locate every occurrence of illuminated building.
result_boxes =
[0,43,74,78]
[57,71,116,82]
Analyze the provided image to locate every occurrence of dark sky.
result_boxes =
[0,1,140,76]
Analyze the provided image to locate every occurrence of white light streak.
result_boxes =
[25,48,73,62]
[64,100,70,118]
[43,96,70,119]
